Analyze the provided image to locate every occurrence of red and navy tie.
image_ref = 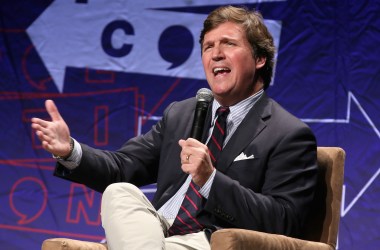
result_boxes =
[207,107,230,168]
[168,180,204,236]
[168,106,230,236]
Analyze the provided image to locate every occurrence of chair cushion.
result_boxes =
[210,229,333,250]
[41,238,107,250]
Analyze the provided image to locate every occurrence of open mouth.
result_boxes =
[213,67,231,76]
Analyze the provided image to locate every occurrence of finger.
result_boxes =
[179,139,191,159]
[33,123,53,137]
[39,126,54,138]
[178,139,187,148]
[31,122,41,131]
[179,138,197,146]
[36,131,52,144]
[31,117,50,128]
[181,165,191,175]
[181,154,190,165]
[185,138,202,146]
[45,100,62,122]
[180,147,190,157]
[184,153,192,163]
[179,139,199,153]
[41,140,54,152]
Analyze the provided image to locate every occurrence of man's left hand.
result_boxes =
[179,138,214,187]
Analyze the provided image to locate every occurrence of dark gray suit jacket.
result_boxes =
[55,92,318,238]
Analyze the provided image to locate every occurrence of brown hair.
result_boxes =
[200,5,275,89]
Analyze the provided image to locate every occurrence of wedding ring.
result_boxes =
[186,154,191,162]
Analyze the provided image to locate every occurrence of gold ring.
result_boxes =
[186,154,191,162]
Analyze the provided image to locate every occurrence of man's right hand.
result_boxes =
[31,100,72,158]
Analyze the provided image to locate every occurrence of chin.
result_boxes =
[213,92,232,104]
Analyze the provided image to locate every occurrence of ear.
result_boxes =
[255,57,266,70]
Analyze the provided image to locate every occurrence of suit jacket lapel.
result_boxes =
[217,93,272,173]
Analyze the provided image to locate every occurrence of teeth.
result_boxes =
[213,67,230,74]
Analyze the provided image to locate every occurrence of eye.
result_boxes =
[203,44,213,52]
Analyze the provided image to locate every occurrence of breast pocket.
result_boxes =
[228,155,265,190]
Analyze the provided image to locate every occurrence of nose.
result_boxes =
[211,45,225,61]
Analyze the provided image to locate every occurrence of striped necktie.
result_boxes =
[168,107,230,236]
[207,106,230,168]
[168,180,203,236]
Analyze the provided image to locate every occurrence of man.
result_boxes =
[31,5,318,250]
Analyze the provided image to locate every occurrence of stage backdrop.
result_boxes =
[1,0,379,249]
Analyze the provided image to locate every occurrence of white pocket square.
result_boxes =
[233,152,255,162]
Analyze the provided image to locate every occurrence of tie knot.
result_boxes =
[216,106,230,117]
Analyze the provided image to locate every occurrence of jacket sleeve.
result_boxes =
[53,102,177,193]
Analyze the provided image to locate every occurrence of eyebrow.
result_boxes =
[203,36,239,47]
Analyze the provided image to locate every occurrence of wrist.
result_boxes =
[53,137,74,160]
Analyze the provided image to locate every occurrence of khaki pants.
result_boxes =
[101,183,210,250]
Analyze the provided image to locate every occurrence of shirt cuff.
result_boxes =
[56,138,82,170]
[199,168,216,199]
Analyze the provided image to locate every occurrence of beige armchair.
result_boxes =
[42,147,345,250]
[210,147,345,250]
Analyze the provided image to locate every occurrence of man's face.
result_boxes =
[202,21,265,106]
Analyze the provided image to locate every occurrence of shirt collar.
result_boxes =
[211,89,264,123]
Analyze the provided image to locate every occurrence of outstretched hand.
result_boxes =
[31,100,72,158]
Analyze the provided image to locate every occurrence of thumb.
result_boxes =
[45,100,62,122]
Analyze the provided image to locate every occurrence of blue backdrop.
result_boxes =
[1,0,379,249]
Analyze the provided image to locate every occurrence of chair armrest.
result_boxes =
[210,229,334,250]
[41,238,107,250]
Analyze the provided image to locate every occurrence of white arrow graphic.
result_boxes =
[26,0,282,92]
[302,91,380,217]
